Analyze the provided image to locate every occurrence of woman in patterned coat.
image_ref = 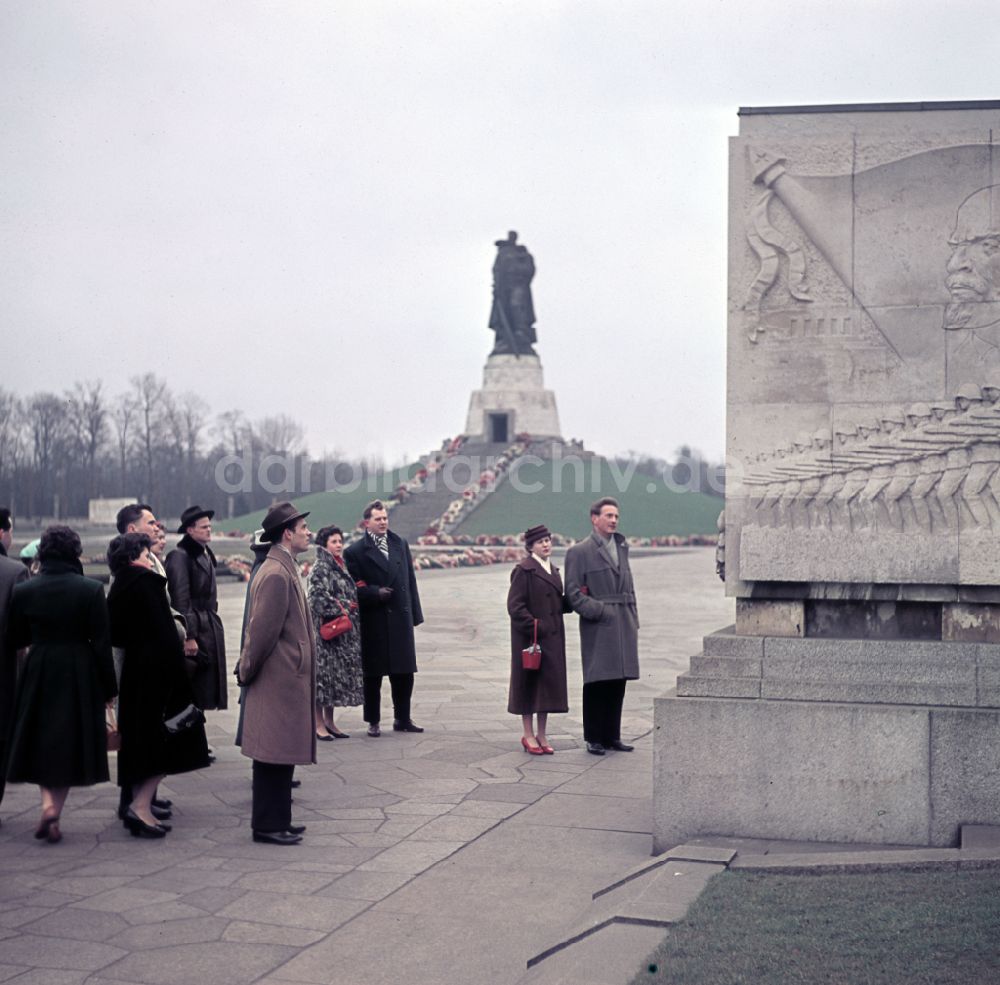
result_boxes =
[307,525,362,739]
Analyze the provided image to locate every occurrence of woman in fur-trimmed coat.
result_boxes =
[307,526,363,739]
[507,525,570,755]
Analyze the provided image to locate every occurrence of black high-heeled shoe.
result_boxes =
[123,808,167,839]
[34,810,61,843]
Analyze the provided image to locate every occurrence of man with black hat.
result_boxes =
[238,501,316,845]
[165,506,227,712]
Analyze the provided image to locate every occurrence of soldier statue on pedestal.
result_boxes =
[489,231,537,357]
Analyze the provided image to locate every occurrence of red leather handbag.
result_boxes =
[320,600,352,641]
[521,619,542,671]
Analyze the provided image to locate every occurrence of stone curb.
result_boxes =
[730,846,1000,875]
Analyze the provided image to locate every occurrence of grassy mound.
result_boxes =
[217,465,416,535]
[456,457,722,539]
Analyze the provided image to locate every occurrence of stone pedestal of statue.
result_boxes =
[653,98,1000,852]
[464,354,562,443]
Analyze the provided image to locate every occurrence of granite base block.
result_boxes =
[942,603,1000,643]
[735,599,804,637]
[688,654,762,678]
[760,680,976,706]
[702,627,764,658]
[928,707,1000,846]
[675,673,761,699]
[978,652,1000,707]
[653,692,1000,850]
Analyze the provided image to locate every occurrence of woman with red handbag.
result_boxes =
[306,526,362,739]
[506,525,571,755]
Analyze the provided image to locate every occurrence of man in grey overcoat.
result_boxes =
[238,501,316,845]
[564,497,640,756]
[0,507,28,817]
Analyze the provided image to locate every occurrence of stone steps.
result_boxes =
[677,627,1000,707]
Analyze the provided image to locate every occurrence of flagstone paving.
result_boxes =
[0,547,732,985]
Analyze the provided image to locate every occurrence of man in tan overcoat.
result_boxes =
[238,501,316,845]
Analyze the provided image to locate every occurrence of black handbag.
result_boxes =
[164,703,205,735]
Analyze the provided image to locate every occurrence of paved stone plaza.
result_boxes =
[0,548,731,985]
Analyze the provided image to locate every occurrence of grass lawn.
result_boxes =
[457,458,722,538]
[631,869,1000,985]
[217,464,417,534]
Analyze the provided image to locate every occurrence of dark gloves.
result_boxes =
[377,587,394,602]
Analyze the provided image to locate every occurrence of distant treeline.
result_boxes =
[0,375,723,521]
[0,375,386,521]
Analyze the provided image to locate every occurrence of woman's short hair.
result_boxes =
[316,525,343,550]
[38,525,82,563]
[107,532,153,576]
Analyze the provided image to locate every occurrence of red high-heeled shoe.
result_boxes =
[521,736,544,756]
[535,736,555,754]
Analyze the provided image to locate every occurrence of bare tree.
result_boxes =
[164,391,208,506]
[131,373,169,502]
[214,409,251,458]
[256,414,305,457]
[66,380,108,502]
[28,392,69,517]
[112,391,138,495]
[0,388,25,510]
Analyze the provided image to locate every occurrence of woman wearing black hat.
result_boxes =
[506,525,570,754]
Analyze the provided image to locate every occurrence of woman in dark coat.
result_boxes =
[307,525,362,739]
[4,525,117,843]
[507,524,570,755]
[107,533,210,837]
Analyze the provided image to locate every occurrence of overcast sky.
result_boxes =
[3,1,998,466]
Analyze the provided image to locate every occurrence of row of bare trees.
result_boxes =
[0,374,325,522]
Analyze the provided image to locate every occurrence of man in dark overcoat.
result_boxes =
[564,497,640,756]
[238,501,316,845]
[343,499,424,737]
[0,507,28,817]
[165,505,227,711]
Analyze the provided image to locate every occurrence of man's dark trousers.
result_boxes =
[363,672,413,724]
[251,760,294,833]
[582,679,627,746]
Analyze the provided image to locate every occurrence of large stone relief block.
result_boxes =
[728,105,1000,593]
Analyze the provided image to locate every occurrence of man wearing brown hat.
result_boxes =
[165,506,227,712]
[238,502,316,844]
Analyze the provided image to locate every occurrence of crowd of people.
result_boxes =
[0,493,642,846]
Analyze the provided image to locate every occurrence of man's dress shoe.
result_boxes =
[609,740,634,752]
[393,720,424,733]
[586,742,606,756]
[253,830,302,845]
[287,824,306,835]
[367,724,381,737]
